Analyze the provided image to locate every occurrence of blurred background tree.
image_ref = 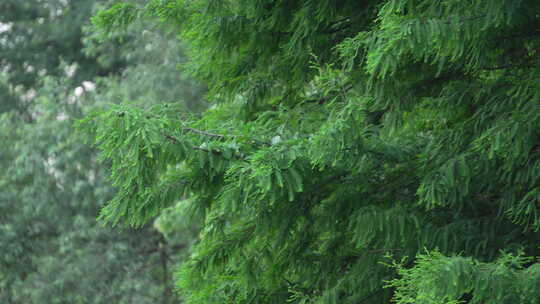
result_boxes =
[0,0,122,114]
[0,0,205,303]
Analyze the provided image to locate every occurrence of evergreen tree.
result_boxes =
[86,0,540,303]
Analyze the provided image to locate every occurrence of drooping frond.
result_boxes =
[85,0,540,302]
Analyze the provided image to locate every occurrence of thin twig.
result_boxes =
[181,125,270,147]
[164,134,220,155]
[181,126,233,139]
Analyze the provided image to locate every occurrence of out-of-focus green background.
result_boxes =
[0,1,204,302]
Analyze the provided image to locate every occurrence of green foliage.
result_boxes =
[87,0,540,303]
[0,0,129,114]
[387,250,540,304]
[0,78,178,303]
[0,1,205,302]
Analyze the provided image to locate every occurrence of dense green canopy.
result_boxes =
[86,0,540,303]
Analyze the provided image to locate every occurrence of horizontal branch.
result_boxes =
[164,134,222,155]
[180,125,271,147]
[181,126,233,140]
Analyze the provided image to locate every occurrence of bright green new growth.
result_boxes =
[387,250,540,304]
[84,0,540,303]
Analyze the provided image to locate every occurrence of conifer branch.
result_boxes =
[163,133,251,160]
[180,125,270,147]
[164,133,220,155]
[181,126,231,139]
